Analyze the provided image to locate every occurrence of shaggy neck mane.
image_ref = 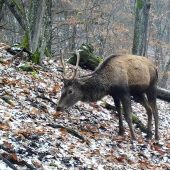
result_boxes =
[81,74,107,102]
[80,55,121,102]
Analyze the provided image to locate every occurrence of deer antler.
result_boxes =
[60,49,80,80]
[72,49,80,79]
[60,50,68,80]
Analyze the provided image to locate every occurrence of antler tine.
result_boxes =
[71,49,80,79]
[60,50,80,80]
[60,50,69,80]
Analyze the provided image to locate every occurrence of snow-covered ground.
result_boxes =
[0,43,170,170]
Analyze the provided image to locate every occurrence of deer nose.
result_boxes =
[56,106,61,111]
[56,106,67,111]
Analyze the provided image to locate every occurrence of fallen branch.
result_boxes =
[1,153,37,170]
[0,155,18,170]
[47,123,89,143]
[103,101,148,134]
[157,87,170,102]
[37,94,58,108]
[1,95,14,106]
[26,97,48,113]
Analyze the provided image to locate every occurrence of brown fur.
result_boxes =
[94,55,157,93]
[57,54,159,140]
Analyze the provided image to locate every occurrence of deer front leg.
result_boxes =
[121,94,136,140]
[114,98,124,135]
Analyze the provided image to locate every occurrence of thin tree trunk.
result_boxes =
[4,0,52,65]
[4,0,26,30]
[0,0,4,22]
[132,0,150,56]
[46,0,52,54]
[71,24,76,51]
[159,59,170,88]
[29,0,46,53]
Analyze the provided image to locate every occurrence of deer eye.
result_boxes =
[68,89,73,94]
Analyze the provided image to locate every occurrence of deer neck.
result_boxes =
[81,74,107,102]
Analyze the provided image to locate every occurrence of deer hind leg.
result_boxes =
[134,94,153,139]
[114,98,124,135]
[146,86,159,140]
[121,94,136,140]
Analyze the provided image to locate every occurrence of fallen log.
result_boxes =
[103,101,148,134]
[157,87,170,102]
[0,155,18,170]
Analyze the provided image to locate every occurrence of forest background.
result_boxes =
[1,1,170,169]
[0,0,170,89]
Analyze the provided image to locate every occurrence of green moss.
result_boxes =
[68,43,102,70]
[137,0,144,9]
[25,62,30,66]
[81,43,94,53]
[103,100,148,134]
[12,0,24,15]
[132,114,147,133]
[2,96,14,106]
[75,11,83,19]
[30,70,37,77]
[31,50,40,64]
[19,63,38,77]
[79,21,85,24]
[95,55,102,63]
[23,29,29,49]
[45,48,52,59]
[20,65,34,72]
[0,58,5,63]
[50,163,58,167]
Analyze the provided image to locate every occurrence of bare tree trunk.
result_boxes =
[84,1,89,43]
[4,0,52,65]
[4,0,26,30]
[156,1,170,89]
[159,59,170,88]
[46,0,52,54]
[132,0,150,56]
[39,10,52,65]
[29,0,46,53]
[0,0,4,22]
[70,22,76,51]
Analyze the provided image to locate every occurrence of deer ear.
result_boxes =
[77,75,93,85]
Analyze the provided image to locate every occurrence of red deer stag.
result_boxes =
[57,50,159,140]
